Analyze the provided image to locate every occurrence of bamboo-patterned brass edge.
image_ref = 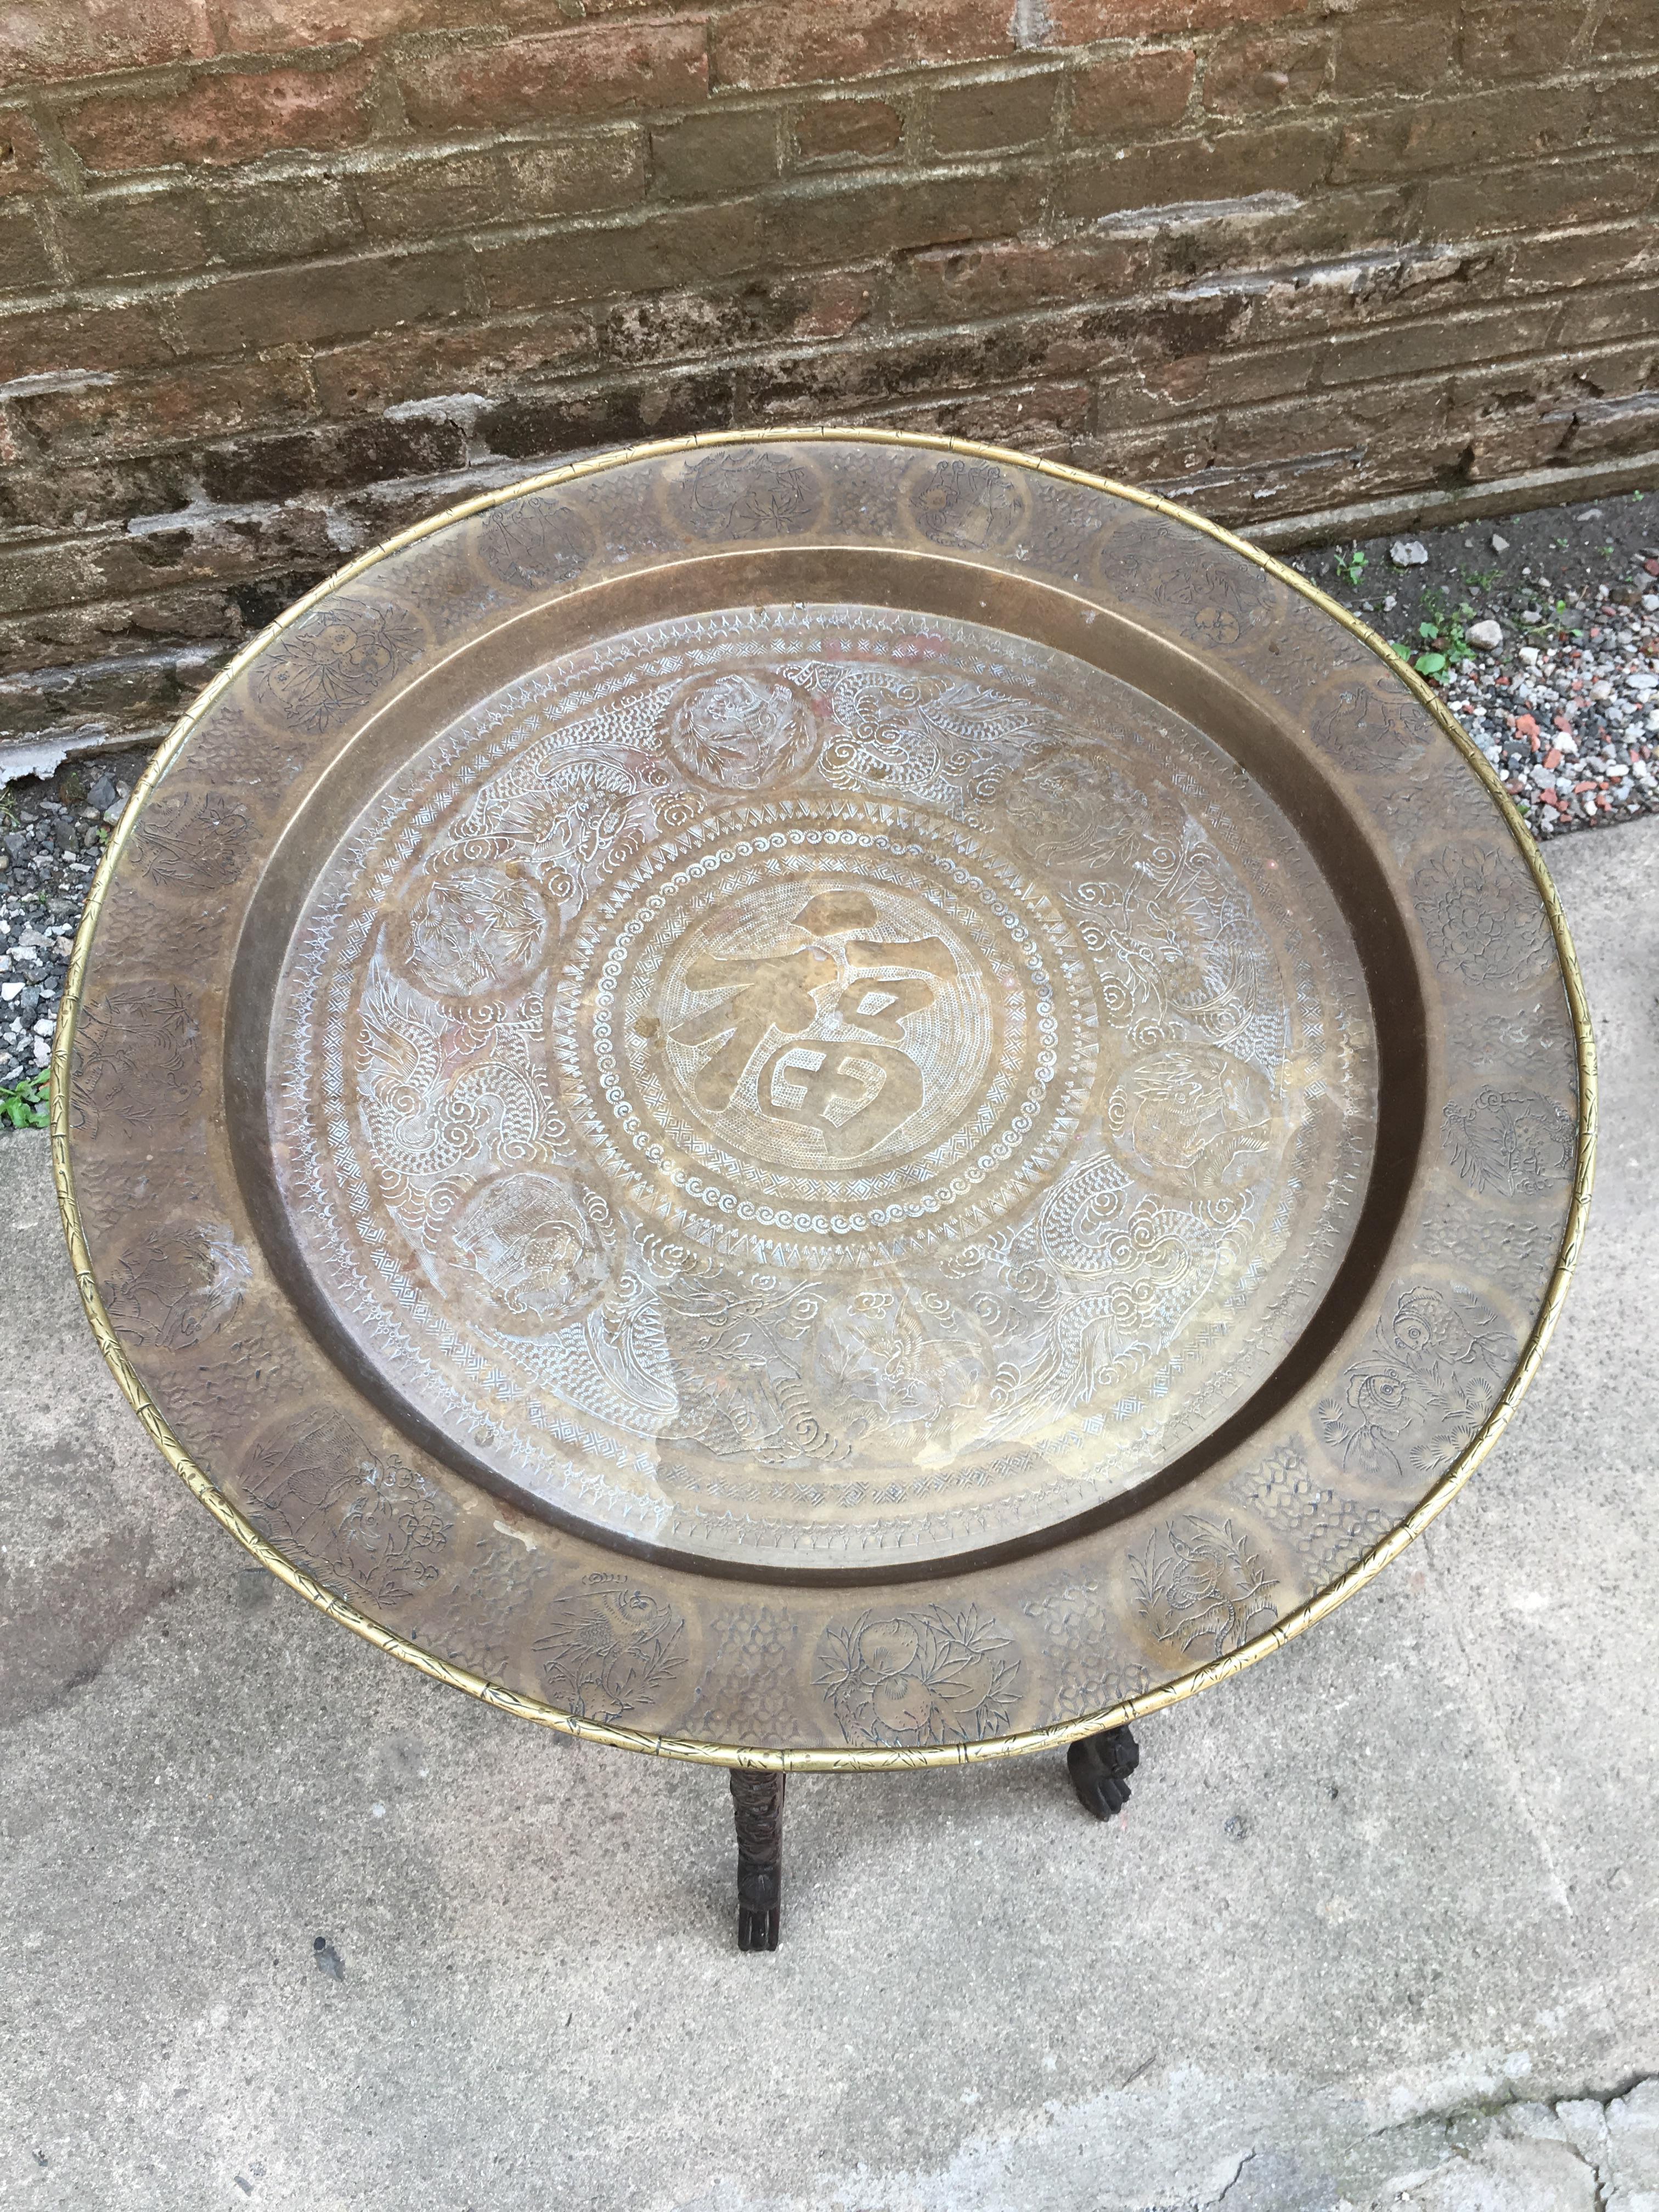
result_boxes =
[49,426,1596,1771]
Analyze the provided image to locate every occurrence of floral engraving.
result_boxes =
[1442,1085,1576,1198]
[401,865,550,998]
[252,603,422,735]
[909,456,1021,549]
[816,1605,1019,1747]
[534,1575,686,1724]
[131,789,253,890]
[664,670,821,790]
[244,1409,452,1607]
[1413,843,1549,985]
[479,496,594,589]
[431,1167,618,1336]
[1317,1280,1516,1481]
[69,984,200,1139]
[1309,678,1430,776]
[1236,1441,1392,1585]
[675,448,820,541]
[105,1222,250,1351]
[1144,545,1276,650]
[1128,1515,1279,1657]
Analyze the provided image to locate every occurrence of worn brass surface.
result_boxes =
[53,432,1593,1765]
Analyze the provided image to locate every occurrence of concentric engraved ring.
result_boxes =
[553,798,1099,1267]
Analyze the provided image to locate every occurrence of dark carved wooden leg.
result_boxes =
[1068,1723,1139,1820]
[729,1769,786,1951]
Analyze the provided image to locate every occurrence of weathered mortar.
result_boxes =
[1,0,1657,769]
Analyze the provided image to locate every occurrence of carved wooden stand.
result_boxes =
[729,1769,786,1953]
[1067,1721,1140,1820]
[725,1724,1141,1950]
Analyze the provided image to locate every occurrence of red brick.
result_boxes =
[794,95,904,162]
[1057,117,1340,222]
[786,269,875,338]
[746,319,1081,417]
[1203,26,1331,112]
[1052,0,1305,38]
[193,415,467,504]
[603,269,882,363]
[396,20,708,130]
[0,300,177,376]
[1414,153,1657,240]
[1500,219,1659,296]
[59,57,380,174]
[1460,2,1587,80]
[9,356,316,460]
[471,364,735,456]
[849,380,1091,453]
[1547,277,1659,348]
[781,167,1047,267]
[930,69,1060,153]
[651,106,780,196]
[357,152,506,239]
[209,0,488,48]
[0,201,52,291]
[894,233,1153,322]
[50,190,211,283]
[169,246,473,353]
[1331,12,1458,96]
[1069,48,1196,138]
[0,0,212,84]
[710,0,1013,93]
[0,113,50,198]
[204,177,360,263]
[504,129,647,216]
[1585,71,1659,144]
[1331,86,1592,183]
[1591,0,1659,57]
[309,312,596,414]
[1321,298,1563,387]
[479,201,765,305]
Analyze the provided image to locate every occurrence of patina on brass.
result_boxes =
[53,433,1593,1770]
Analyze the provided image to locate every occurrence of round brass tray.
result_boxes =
[53,433,1593,1769]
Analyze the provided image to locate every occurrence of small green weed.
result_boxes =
[1334,544,1367,589]
[1412,600,1479,679]
[0,1070,49,1130]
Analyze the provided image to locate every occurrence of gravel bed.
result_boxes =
[2,491,1655,1129]
[0,749,148,1119]
[1285,488,1659,840]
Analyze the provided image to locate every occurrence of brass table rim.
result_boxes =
[50,427,1597,1771]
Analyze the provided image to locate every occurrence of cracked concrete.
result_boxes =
[3,815,1657,2210]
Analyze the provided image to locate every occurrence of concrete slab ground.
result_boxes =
[3,818,1657,2212]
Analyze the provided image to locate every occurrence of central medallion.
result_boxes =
[269,601,1378,1573]
[555,799,1095,1267]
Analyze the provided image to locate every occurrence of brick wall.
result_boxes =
[2,0,1657,770]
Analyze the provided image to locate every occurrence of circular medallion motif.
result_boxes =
[554,802,1096,1265]
[400,864,550,998]
[664,670,823,791]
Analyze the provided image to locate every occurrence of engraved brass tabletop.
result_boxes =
[53,435,1593,1814]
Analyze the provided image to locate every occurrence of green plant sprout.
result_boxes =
[0,1070,49,1130]
[1412,600,1479,678]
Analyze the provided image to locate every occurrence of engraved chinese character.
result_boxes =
[667,889,955,1156]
